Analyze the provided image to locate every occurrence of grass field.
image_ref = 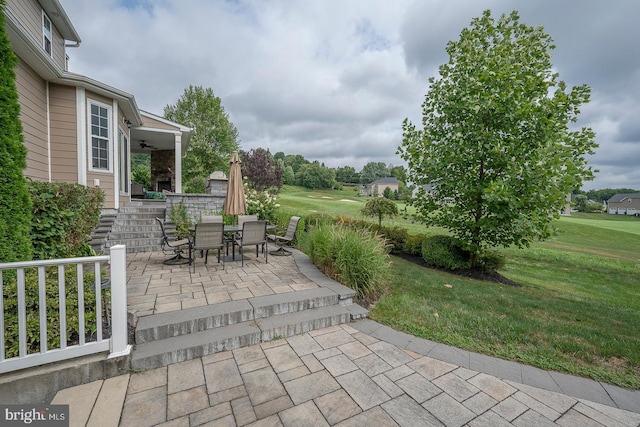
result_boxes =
[277,186,640,389]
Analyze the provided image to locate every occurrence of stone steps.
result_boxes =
[130,288,365,370]
[105,201,167,253]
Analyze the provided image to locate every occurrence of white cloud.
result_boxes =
[59,0,640,189]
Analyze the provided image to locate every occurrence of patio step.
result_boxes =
[131,288,357,370]
[135,288,339,343]
[131,306,351,370]
[105,201,167,253]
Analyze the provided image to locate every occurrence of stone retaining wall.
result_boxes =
[164,193,226,223]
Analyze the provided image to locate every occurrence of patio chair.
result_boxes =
[237,215,258,227]
[193,222,226,270]
[155,217,192,265]
[201,215,223,223]
[267,216,301,256]
[233,220,268,266]
[232,214,259,248]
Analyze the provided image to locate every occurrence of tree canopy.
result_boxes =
[240,148,283,192]
[361,198,399,227]
[295,164,336,189]
[164,85,240,193]
[399,10,597,266]
[360,162,389,184]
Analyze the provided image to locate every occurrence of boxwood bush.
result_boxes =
[422,234,471,270]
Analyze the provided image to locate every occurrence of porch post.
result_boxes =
[175,133,182,194]
[108,245,131,358]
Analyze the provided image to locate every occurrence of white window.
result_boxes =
[90,102,111,171]
[42,12,52,56]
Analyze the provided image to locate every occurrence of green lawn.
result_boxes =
[277,186,640,389]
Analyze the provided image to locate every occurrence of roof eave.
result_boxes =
[56,72,142,125]
[39,0,81,44]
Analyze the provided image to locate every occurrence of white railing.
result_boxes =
[0,245,130,374]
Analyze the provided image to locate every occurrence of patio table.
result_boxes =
[189,224,275,261]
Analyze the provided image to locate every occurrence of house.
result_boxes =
[411,183,433,199]
[362,177,399,197]
[607,193,640,215]
[3,0,191,213]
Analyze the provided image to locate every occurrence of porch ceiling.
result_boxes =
[130,128,182,153]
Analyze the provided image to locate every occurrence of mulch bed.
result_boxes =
[393,252,521,287]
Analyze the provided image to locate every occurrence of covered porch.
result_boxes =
[129,110,191,194]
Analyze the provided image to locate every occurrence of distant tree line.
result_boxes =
[574,188,639,203]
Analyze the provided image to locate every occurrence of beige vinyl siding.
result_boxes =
[86,91,113,108]
[141,114,179,131]
[49,84,78,183]
[6,0,67,69]
[5,0,41,44]
[51,22,66,70]
[15,58,49,181]
[88,172,115,208]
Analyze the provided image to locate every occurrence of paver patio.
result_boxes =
[52,247,640,426]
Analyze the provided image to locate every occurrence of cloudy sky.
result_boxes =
[58,0,640,190]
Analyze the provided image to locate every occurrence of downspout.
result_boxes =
[46,81,52,182]
[76,87,87,186]
[112,99,120,209]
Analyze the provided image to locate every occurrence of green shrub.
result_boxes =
[168,201,193,239]
[29,181,104,259]
[2,267,104,358]
[302,213,336,231]
[477,250,506,271]
[422,235,471,270]
[377,226,409,254]
[403,233,429,256]
[0,3,32,263]
[301,224,389,298]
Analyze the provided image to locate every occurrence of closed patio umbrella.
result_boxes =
[223,151,247,219]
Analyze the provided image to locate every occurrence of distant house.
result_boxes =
[4,0,191,213]
[607,193,640,215]
[361,177,399,197]
[412,184,433,199]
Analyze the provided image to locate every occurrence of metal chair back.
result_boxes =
[193,222,225,269]
[201,215,223,223]
[236,220,268,266]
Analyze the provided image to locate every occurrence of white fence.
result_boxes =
[0,245,130,374]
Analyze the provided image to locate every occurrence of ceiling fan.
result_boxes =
[139,140,157,149]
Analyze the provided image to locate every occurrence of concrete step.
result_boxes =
[108,231,161,239]
[130,288,360,370]
[131,305,351,370]
[135,288,340,344]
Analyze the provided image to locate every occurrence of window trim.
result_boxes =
[42,11,52,57]
[88,100,113,173]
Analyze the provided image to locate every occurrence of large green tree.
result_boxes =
[295,164,336,189]
[0,0,32,262]
[164,85,240,193]
[360,162,389,184]
[399,10,597,267]
[335,166,359,184]
[283,154,310,174]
